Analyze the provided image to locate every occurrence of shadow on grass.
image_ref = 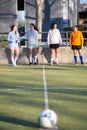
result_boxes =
[48,88,87,96]
[1,64,87,72]
[0,115,39,128]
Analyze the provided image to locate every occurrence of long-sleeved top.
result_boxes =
[69,31,84,46]
[47,29,62,45]
[7,31,19,44]
[25,29,38,45]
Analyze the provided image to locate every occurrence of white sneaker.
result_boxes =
[12,62,17,67]
[56,61,59,65]
[50,62,53,65]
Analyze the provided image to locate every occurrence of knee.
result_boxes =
[78,50,82,55]
[73,51,77,55]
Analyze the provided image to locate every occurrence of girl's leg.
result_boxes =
[29,49,33,64]
[50,49,55,65]
[55,48,59,64]
[14,47,19,65]
[78,49,84,64]
[10,48,15,66]
[34,48,38,64]
[73,50,78,64]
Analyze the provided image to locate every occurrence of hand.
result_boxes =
[81,44,83,48]
[70,44,72,48]
[16,39,20,43]
[15,40,18,43]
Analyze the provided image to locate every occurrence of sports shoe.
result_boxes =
[34,62,37,65]
[75,63,78,65]
[29,62,32,65]
[34,58,38,65]
[12,63,17,67]
[56,61,59,65]
[81,62,84,65]
[50,62,53,65]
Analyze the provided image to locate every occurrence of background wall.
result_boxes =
[0,0,18,33]
[25,0,79,41]
[0,0,79,33]
[0,47,87,64]
[25,0,37,31]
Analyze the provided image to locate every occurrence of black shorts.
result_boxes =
[72,45,81,50]
[50,44,59,49]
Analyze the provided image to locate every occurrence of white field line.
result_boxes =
[0,87,87,92]
[42,65,49,109]
[39,65,59,130]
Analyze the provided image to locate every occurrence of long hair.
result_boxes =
[30,23,39,32]
[11,25,17,34]
[50,23,57,30]
[34,25,39,32]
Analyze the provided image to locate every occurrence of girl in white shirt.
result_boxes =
[47,23,62,65]
[25,23,38,65]
[7,25,20,66]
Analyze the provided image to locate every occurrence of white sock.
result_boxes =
[56,58,58,62]
[11,57,15,65]
[29,56,32,63]
[14,57,18,64]
[56,58,58,64]
[51,58,53,64]
[34,56,38,63]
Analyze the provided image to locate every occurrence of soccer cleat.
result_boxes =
[81,62,84,65]
[29,62,32,65]
[34,58,38,65]
[56,61,59,65]
[75,62,78,65]
[50,62,53,65]
[34,62,37,65]
[12,63,17,67]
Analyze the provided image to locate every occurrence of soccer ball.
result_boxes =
[38,109,58,128]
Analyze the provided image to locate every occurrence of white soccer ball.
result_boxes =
[38,109,58,128]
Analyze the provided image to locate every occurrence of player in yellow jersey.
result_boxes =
[69,26,84,64]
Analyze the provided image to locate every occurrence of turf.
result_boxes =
[0,64,87,130]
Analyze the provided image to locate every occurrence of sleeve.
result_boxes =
[25,31,28,38]
[16,32,20,43]
[18,32,20,39]
[69,32,73,46]
[47,30,50,45]
[80,32,84,46]
[7,32,13,43]
[20,32,27,40]
[35,31,38,44]
[58,30,62,44]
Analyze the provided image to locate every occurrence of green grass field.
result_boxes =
[0,64,87,130]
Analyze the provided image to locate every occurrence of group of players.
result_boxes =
[7,23,84,66]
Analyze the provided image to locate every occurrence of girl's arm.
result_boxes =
[16,32,20,43]
[7,32,13,43]
[58,31,62,44]
[35,31,38,44]
[69,33,73,47]
[20,32,28,40]
[47,30,50,45]
[80,32,84,47]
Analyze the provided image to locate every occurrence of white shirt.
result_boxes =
[7,31,19,44]
[25,29,38,45]
[47,29,62,45]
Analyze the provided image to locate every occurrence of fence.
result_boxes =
[0,31,87,47]
[0,31,87,64]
